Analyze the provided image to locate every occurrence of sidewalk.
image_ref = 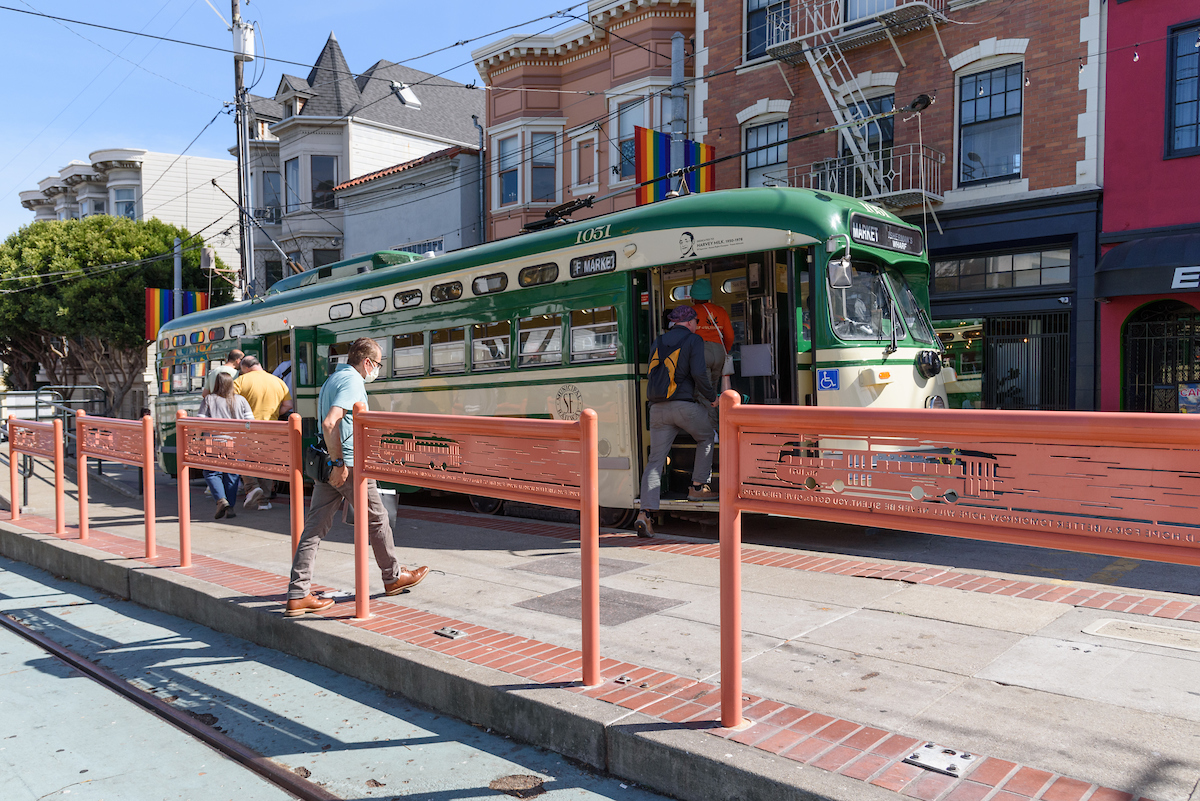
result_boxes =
[3,456,1199,801]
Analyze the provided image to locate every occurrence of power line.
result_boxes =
[0,3,588,91]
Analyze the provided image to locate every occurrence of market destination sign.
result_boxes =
[849,214,924,256]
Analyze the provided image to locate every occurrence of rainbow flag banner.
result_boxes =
[634,126,716,205]
[145,288,209,341]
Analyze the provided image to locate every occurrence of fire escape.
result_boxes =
[764,0,948,210]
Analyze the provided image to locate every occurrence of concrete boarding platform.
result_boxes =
[3,461,1199,801]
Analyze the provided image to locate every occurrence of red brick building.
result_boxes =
[474,0,1107,409]
[472,1,697,240]
[699,0,1104,409]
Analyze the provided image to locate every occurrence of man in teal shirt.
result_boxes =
[285,337,429,616]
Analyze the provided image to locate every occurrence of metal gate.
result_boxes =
[1122,300,1200,413]
[983,311,1071,410]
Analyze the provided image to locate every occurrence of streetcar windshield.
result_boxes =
[828,262,900,342]
[885,268,936,344]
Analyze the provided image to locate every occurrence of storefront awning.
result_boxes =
[1096,233,1200,297]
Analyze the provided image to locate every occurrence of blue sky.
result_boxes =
[0,0,573,241]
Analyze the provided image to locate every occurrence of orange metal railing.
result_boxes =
[352,403,603,686]
[175,411,304,569]
[76,411,156,556]
[717,391,1200,727]
[7,415,65,535]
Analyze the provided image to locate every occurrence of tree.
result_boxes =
[0,216,232,412]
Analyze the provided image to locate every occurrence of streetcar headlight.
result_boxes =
[926,395,946,409]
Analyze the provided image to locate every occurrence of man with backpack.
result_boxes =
[634,305,718,538]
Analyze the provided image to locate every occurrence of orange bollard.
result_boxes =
[176,410,191,568]
[142,414,156,559]
[53,418,65,536]
[718,390,744,729]
[288,413,303,556]
[352,402,371,620]
[76,411,89,542]
[8,415,17,523]
[579,409,601,687]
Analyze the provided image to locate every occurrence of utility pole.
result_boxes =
[670,32,686,194]
[232,0,254,299]
[173,237,182,320]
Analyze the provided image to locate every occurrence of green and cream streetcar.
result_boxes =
[154,186,950,525]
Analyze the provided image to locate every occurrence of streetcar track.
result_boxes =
[0,611,340,801]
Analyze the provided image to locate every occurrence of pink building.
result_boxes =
[1095,3,1200,411]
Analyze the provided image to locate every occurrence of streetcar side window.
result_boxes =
[209,327,225,341]
[471,321,510,371]
[519,314,563,367]
[190,362,206,392]
[570,307,619,363]
[519,263,558,287]
[472,273,508,296]
[230,323,246,338]
[431,281,463,303]
[171,365,189,392]
[394,289,422,309]
[360,296,386,315]
[329,302,353,320]
[392,332,425,377]
[430,327,466,373]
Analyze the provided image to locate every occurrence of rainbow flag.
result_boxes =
[145,288,209,340]
[635,126,716,205]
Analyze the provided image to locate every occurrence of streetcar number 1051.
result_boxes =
[575,224,612,244]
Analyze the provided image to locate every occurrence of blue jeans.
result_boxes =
[204,471,241,506]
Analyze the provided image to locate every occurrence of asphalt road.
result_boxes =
[0,556,668,801]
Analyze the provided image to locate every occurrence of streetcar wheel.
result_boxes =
[599,507,636,529]
[469,496,505,515]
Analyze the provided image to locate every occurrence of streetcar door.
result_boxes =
[652,252,789,407]
[237,336,263,364]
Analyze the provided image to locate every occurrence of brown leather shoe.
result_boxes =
[283,594,335,618]
[384,565,430,596]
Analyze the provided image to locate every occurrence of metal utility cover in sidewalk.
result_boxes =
[511,554,647,579]
[516,586,685,626]
[1084,618,1200,652]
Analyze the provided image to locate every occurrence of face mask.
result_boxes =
[365,364,381,383]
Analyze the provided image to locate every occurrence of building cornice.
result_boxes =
[472,0,696,77]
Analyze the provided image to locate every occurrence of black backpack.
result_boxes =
[646,338,683,402]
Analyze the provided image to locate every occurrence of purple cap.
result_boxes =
[668,305,698,323]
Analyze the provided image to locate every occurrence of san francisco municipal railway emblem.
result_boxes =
[555,384,584,421]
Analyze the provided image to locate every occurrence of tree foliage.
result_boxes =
[0,216,232,412]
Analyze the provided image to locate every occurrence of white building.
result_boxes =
[335,146,482,257]
[19,148,240,269]
[242,32,486,291]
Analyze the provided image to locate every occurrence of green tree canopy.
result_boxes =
[0,216,232,410]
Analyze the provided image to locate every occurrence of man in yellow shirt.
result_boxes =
[234,354,293,510]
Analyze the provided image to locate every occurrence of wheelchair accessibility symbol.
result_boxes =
[817,368,840,391]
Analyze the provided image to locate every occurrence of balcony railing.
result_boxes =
[253,207,282,225]
[767,0,946,56]
[762,143,945,209]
